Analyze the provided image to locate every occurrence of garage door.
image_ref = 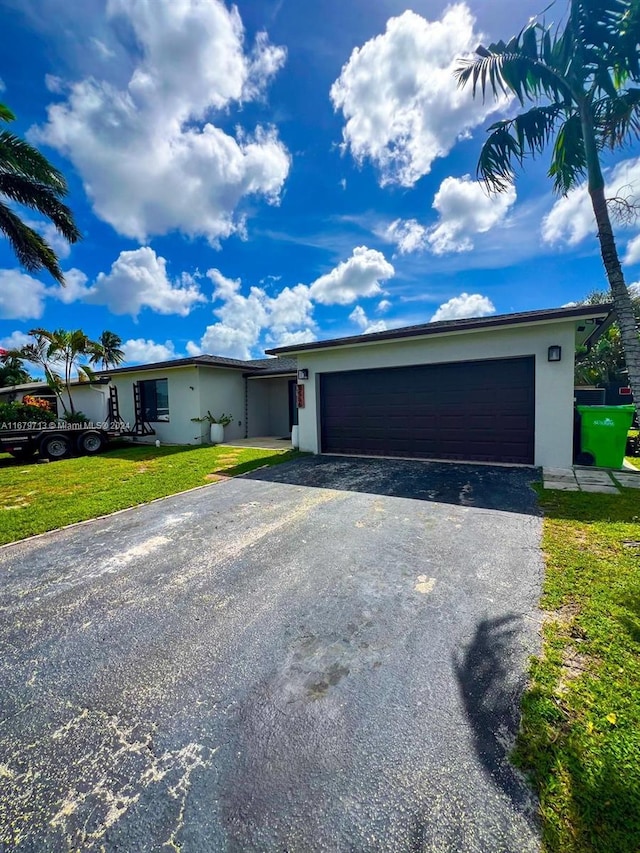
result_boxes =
[319,356,535,464]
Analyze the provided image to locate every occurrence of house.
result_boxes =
[1,304,613,467]
[266,304,613,469]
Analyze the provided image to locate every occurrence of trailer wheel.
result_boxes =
[77,430,105,455]
[40,434,71,460]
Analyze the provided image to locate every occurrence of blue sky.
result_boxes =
[1,0,639,365]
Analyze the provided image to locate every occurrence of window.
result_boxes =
[140,378,169,422]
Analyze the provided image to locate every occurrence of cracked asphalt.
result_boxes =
[0,455,543,852]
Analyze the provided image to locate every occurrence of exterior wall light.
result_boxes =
[297,369,309,380]
[548,345,562,362]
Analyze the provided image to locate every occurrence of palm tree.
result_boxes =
[456,0,640,420]
[90,330,125,371]
[0,103,81,284]
[20,328,98,415]
[0,353,31,387]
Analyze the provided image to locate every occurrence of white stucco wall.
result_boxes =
[111,367,202,445]
[293,320,578,468]
[247,379,270,436]
[247,377,294,436]
[58,384,110,424]
[197,367,246,441]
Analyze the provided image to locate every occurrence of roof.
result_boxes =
[96,354,297,377]
[265,304,614,355]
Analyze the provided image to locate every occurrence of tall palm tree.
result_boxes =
[0,103,81,284]
[21,328,98,415]
[456,0,640,420]
[90,330,125,371]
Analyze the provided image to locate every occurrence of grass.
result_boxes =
[0,443,298,545]
[514,486,640,853]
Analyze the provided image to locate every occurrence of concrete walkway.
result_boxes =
[543,464,640,493]
[221,436,293,450]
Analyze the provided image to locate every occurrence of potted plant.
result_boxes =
[191,411,233,444]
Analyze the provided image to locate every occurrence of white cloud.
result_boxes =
[385,219,428,254]
[32,0,289,244]
[330,5,509,187]
[50,268,92,304]
[624,233,640,266]
[270,329,317,348]
[428,175,517,254]
[85,247,206,317]
[349,305,388,334]
[377,299,392,312]
[309,246,394,305]
[0,330,32,351]
[187,247,394,358]
[431,292,496,322]
[542,157,640,246]
[0,270,47,319]
[122,338,177,365]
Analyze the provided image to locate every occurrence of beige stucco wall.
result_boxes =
[247,376,293,436]
[111,367,202,445]
[196,367,246,442]
[293,320,578,468]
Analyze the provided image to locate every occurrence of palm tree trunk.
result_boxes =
[581,103,640,421]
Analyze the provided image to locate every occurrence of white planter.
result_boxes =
[291,425,299,448]
[210,423,225,444]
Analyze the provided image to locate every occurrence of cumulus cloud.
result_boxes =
[0,270,48,319]
[349,305,387,334]
[378,299,392,312]
[428,175,517,253]
[122,338,177,365]
[31,0,289,244]
[624,233,640,266]
[330,5,509,187]
[431,292,495,322]
[0,330,33,351]
[188,247,395,358]
[385,219,429,254]
[309,246,394,305]
[85,247,207,317]
[542,157,640,246]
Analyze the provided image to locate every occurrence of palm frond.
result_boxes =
[476,105,566,191]
[548,113,587,193]
[0,131,68,191]
[0,103,15,123]
[0,173,81,243]
[456,21,574,106]
[0,202,64,283]
[594,87,640,147]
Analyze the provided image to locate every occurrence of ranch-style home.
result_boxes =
[266,303,613,470]
[1,303,612,468]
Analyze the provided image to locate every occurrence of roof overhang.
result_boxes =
[265,304,614,357]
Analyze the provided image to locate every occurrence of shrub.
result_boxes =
[0,401,58,425]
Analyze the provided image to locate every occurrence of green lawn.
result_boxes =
[0,443,298,545]
[515,486,640,853]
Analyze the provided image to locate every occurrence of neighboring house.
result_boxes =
[267,304,613,470]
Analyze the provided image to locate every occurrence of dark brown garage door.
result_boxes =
[320,356,535,464]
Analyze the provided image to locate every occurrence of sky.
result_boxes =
[1,0,640,366]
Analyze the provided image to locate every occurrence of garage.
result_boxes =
[267,304,613,470]
[320,356,535,464]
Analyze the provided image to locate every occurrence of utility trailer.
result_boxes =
[0,383,156,462]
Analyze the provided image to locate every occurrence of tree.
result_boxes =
[90,330,125,371]
[18,328,100,416]
[456,0,640,420]
[0,103,81,284]
[575,287,640,385]
[0,352,31,387]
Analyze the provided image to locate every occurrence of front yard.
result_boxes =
[0,443,297,545]
[515,487,640,853]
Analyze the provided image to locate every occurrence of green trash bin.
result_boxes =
[576,405,636,469]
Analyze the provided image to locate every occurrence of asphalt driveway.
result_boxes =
[0,456,543,852]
